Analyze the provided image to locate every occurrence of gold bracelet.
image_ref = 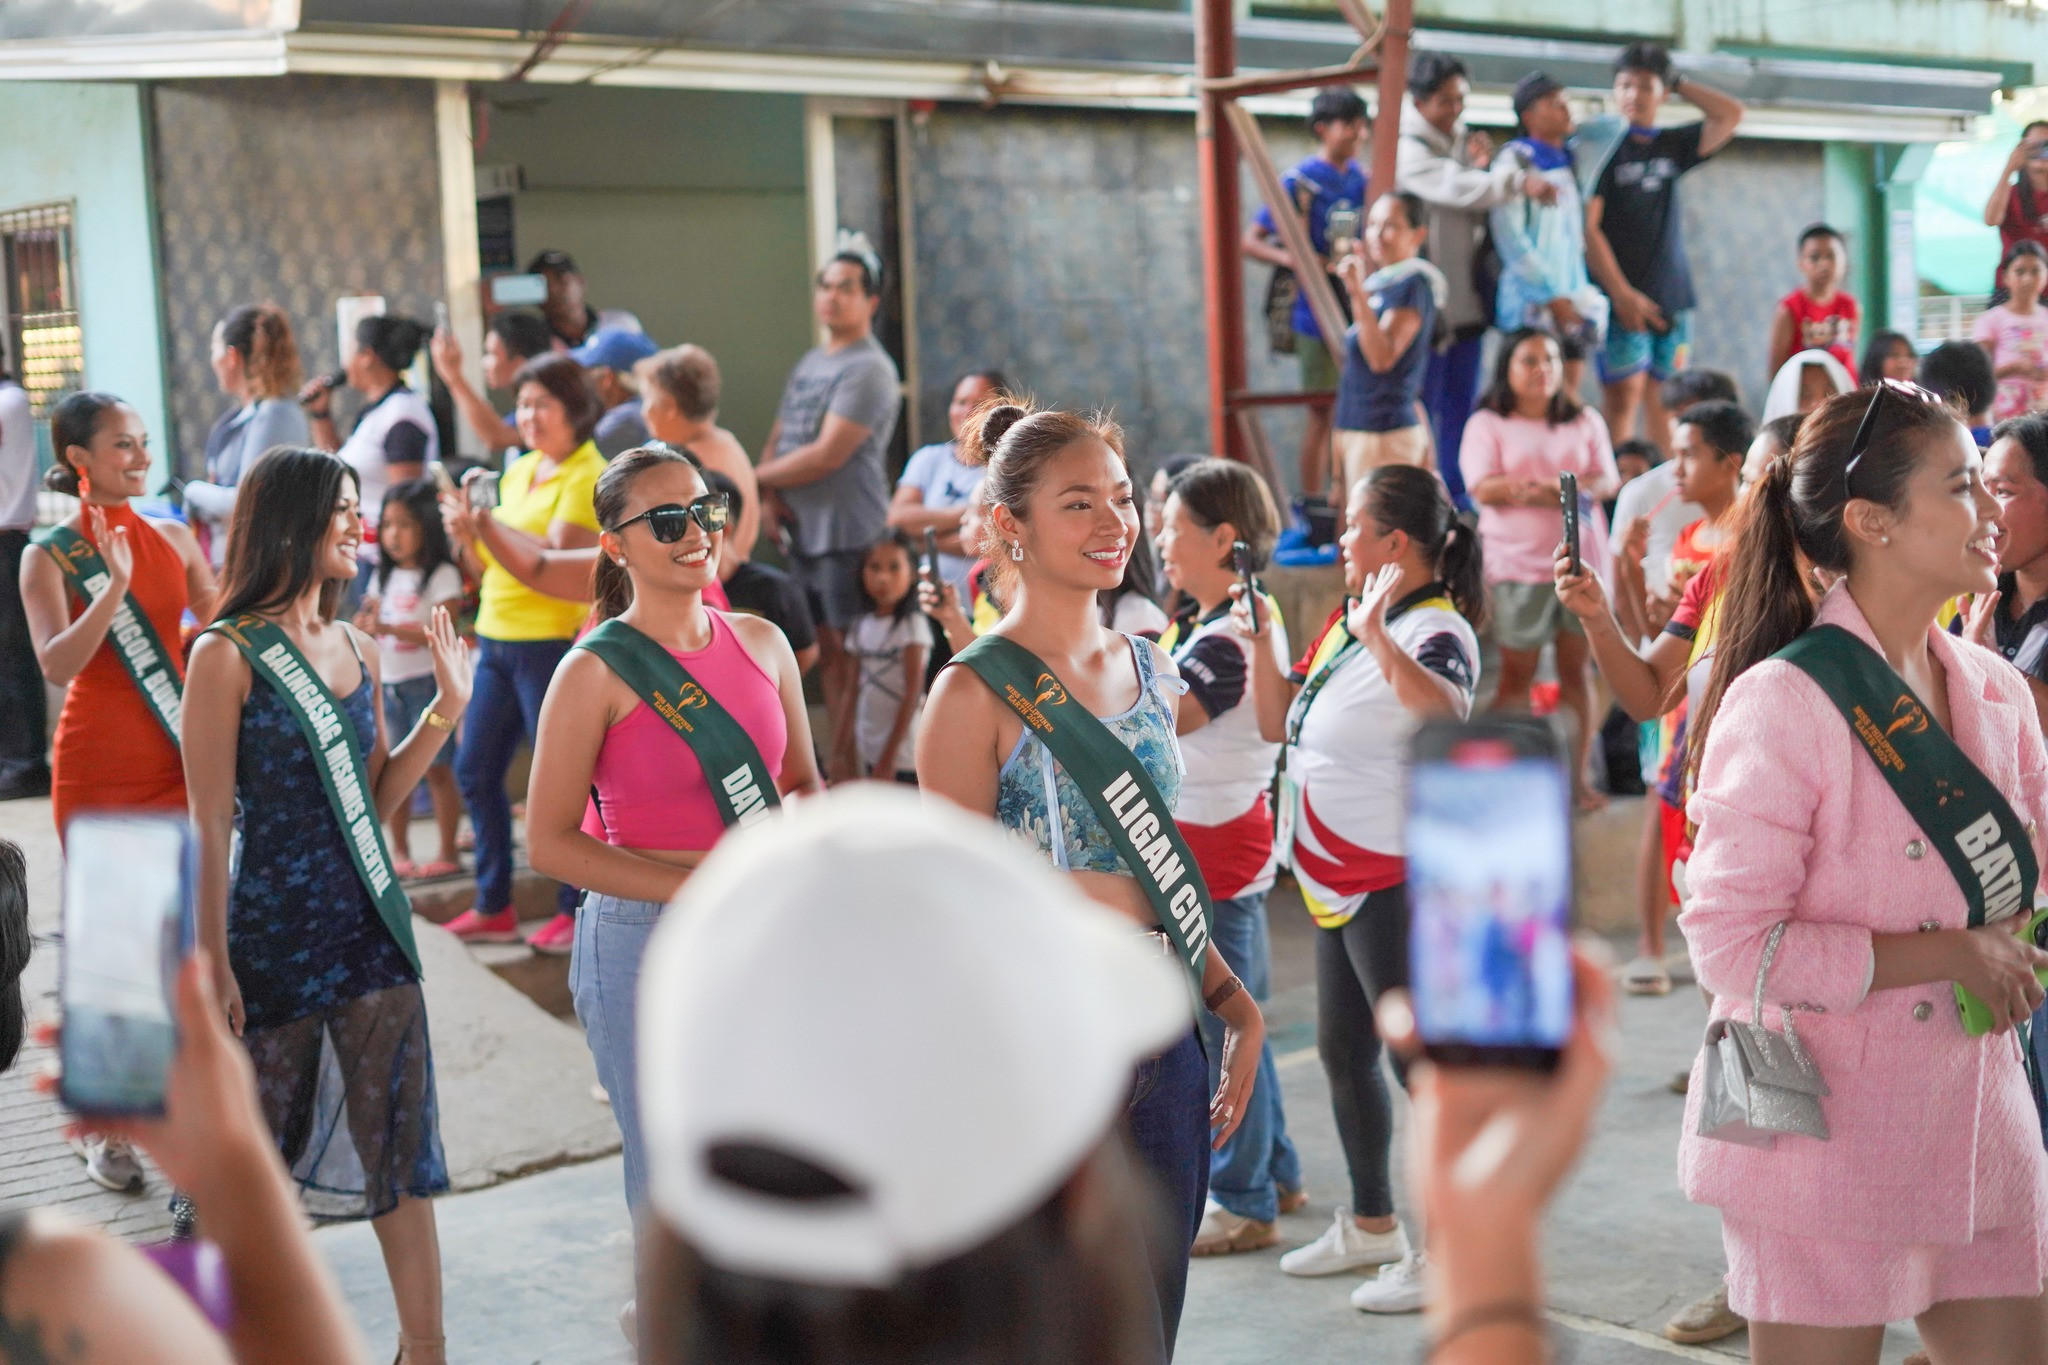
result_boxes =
[423,709,455,733]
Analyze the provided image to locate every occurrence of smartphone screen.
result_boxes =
[60,814,193,1115]
[1559,471,1581,575]
[923,527,940,582]
[1406,722,1574,1070]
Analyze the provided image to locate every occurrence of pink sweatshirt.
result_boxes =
[1679,584,2048,1246]
[1457,407,1618,585]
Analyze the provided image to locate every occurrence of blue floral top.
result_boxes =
[995,635,1186,875]
[228,640,416,1032]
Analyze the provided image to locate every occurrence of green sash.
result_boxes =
[210,614,421,974]
[574,618,779,830]
[954,634,1212,995]
[1777,625,2039,1030]
[31,524,183,745]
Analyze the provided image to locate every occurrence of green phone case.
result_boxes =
[1955,905,2048,1036]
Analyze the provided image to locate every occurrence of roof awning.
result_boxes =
[0,0,2011,141]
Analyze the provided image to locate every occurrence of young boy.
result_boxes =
[1331,191,1443,495]
[1242,87,1370,499]
[1768,224,1860,376]
[1490,72,1607,350]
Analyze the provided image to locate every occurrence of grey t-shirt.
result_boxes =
[772,335,900,555]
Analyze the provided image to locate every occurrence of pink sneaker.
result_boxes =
[527,912,576,956]
[444,907,522,943]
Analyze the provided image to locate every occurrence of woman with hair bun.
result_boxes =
[918,397,1267,1359]
[303,313,439,590]
[183,303,310,568]
[524,444,818,1323]
[1680,384,2048,1360]
[1238,463,1485,1314]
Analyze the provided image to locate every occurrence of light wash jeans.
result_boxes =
[1198,890,1302,1223]
[570,891,662,1215]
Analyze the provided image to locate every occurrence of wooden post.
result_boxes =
[1226,101,1350,360]
[1367,0,1410,212]
[1195,0,1245,462]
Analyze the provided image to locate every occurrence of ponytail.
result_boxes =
[1436,520,1487,627]
[591,553,632,625]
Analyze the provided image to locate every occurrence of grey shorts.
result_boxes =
[1491,580,1584,653]
[788,548,869,631]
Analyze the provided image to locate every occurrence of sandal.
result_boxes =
[391,857,420,879]
[413,859,461,879]
[1622,955,1673,996]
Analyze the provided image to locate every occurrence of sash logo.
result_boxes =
[675,681,709,710]
[1032,673,1067,709]
[1885,695,1929,742]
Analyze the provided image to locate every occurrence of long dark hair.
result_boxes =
[1690,386,1965,782]
[213,447,355,623]
[1857,329,1915,387]
[376,478,457,593]
[639,1138,1160,1365]
[1359,465,1485,625]
[43,391,130,495]
[591,444,708,625]
[1475,329,1581,426]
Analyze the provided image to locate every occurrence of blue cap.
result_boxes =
[570,325,659,373]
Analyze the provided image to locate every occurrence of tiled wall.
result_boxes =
[150,75,446,475]
[899,103,1823,490]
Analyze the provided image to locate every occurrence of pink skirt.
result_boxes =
[1725,1212,2048,1327]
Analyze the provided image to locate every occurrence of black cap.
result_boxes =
[526,248,578,275]
[1512,72,1565,118]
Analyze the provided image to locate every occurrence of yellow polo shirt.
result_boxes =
[475,441,605,641]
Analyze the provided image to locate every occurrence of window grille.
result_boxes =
[1,202,83,419]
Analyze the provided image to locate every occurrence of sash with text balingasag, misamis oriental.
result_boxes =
[954,634,1212,996]
[31,524,183,745]
[1777,625,2040,1033]
[209,614,421,974]
[574,618,779,831]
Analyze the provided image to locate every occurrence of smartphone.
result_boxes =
[1326,205,1360,251]
[1232,540,1262,634]
[1559,471,1581,576]
[427,461,460,503]
[59,813,194,1116]
[489,273,549,307]
[433,300,451,334]
[466,469,501,512]
[1406,718,1575,1071]
[922,527,940,583]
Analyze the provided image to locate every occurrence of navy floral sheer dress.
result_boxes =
[227,633,447,1221]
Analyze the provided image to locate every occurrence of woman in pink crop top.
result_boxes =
[525,446,820,1267]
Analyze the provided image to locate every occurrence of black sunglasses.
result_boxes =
[1843,378,1940,499]
[609,494,731,543]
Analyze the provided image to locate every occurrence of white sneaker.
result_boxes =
[1350,1250,1430,1313]
[69,1134,145,1194]
[1278,1207,1409,1277]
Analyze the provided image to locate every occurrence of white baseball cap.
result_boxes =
[636,788,1191,1287]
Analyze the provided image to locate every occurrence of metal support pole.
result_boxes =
[1367,0,1410,211]
[1195,0,1245,462]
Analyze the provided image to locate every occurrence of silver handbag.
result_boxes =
[1696,922,1831,1147]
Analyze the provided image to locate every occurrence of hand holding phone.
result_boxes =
[1559,471,1582,576]
[1405,719,1575,1072]
[1232,540,1262,635]
[59,814,194,1116]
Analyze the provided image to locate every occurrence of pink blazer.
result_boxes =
[1679,584,2048,1246]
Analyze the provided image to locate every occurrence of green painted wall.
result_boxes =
[1823,142,1881,338]
[475,86,812,454]
[0,81,169,481]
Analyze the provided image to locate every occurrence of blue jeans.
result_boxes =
[1126,1028,1209,1362]
[1422,331,1484,509]
[455,636,579,917]
[571,892,660,1214]
[1198,891,1301,1223]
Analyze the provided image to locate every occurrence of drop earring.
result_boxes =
[1009,541,1024,562]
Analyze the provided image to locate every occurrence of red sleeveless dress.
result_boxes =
[48,504,190,839]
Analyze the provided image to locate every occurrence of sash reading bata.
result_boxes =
[30,525,182,744]
[953,634,1212,994]
[210,615,421,974]
[573,618,779,830]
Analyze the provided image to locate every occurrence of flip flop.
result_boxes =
[1623,955,1673,995]
[413,860,461,879]
[392,857,420,879]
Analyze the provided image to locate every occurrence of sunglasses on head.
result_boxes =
[609,493,731,543]
[1843,378,1941,499]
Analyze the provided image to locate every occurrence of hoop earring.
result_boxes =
[1009,541,1024,562]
